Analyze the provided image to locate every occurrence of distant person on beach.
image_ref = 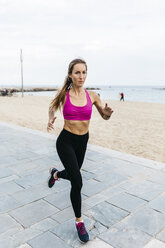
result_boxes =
[2,89,8,96]
[120,92,124,101]
[47,58,113,243]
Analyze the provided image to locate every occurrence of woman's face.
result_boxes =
[69,63,87,87]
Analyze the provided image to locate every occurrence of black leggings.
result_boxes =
[56,129,89,218]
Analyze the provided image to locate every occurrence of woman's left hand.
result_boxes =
[103,103,114,119]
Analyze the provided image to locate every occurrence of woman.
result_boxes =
[47,58,113,243]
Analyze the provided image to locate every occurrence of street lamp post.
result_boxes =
[20,49,24,97]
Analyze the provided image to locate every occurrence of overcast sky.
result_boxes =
[0,0,164,87]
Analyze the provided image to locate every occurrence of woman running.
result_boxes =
[47,58,113,243]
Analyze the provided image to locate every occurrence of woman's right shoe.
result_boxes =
[76,221,89,243]
[48,167,59,188]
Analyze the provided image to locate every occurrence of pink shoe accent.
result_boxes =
[76,222,86,235]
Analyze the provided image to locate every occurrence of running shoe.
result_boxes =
[48,167,59,188]
[76,221,89,243]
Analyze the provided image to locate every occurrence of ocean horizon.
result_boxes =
[1,84,165,104]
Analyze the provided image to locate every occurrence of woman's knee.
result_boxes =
[71,174,83,191]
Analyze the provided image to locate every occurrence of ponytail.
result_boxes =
[49,76,72,112]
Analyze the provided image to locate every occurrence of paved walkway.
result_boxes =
[0,121,165,248]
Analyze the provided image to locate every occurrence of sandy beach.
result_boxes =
[0,95,165,163]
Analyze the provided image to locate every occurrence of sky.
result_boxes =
[0,0,165,87]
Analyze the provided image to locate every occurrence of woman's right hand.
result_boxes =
[47,117,57,132]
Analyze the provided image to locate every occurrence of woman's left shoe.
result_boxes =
[48,167,59,188]
[76,221,89,243]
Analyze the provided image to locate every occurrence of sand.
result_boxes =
[0,95,165,163]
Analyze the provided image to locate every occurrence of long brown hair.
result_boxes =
[49,58,87,112]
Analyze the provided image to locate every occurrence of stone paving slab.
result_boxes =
[0,181,23,194]
[86,201,129,227]
[80,237,113,248]
[10,200,59,228]
[28,231,71,248]
[0,121,165,248]
[81,178,105,196]
[148,193,165,213]
[0,214,22,234]
[11,184,53,205]
[143,239,165,248]
[106,192,147,212]
[99,222,152,248]
[17,244,32,248]
[119,207,165,236]
[125,180,165,201]
[156,228,165,243]
[0,194,22,214]
[44,189,72,210]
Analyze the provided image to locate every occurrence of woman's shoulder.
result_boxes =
[86,90,97,97]
[86,90,98,103]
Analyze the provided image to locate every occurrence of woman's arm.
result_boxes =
[47,109,57,132]
[91,91,114,120]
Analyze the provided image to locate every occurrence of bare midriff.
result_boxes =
[63,119,90,135]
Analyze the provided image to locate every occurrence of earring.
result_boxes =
[68,77,72,82]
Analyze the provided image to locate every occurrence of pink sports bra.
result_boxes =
[63,89,92,121]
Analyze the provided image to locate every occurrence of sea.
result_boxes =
[16,85,165,104]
